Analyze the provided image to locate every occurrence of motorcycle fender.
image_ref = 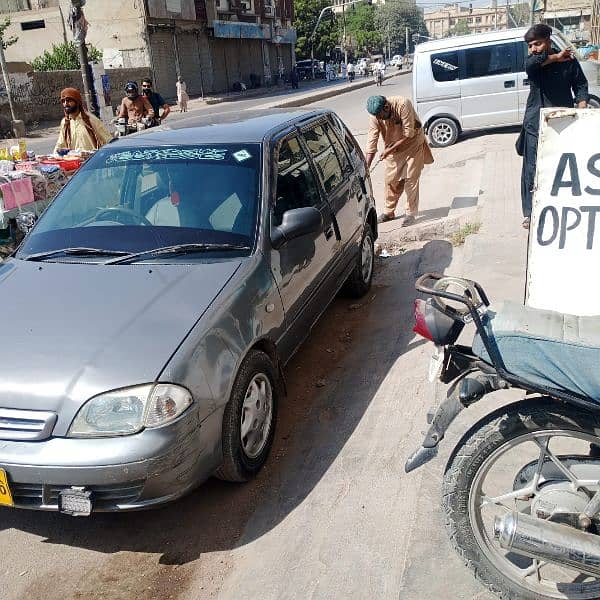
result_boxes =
[404,371,506,473]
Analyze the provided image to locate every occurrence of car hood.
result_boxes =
[0,258,241,426]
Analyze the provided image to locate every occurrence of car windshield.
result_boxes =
[17,143,261,261]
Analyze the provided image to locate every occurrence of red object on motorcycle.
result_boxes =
[413,299,434,341]
[413,298,465,345]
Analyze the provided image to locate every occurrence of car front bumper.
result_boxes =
[0,407,223,513]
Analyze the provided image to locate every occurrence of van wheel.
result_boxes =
[428,117,459,148]
[215,350,278,482]
[589,95,600,109]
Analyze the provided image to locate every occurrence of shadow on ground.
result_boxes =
[2,240,454,600]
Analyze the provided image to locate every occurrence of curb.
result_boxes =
[376,204,482,247]
[203,70,411,111]
[267,71,410,109]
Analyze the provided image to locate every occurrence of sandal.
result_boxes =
[522,217,530,230]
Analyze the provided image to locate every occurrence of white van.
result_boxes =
[413,28,600,147]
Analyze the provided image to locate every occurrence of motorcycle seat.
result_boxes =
[472,301,600,401]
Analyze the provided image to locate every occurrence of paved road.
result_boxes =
[1,77,494,600]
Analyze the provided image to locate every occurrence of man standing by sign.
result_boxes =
[519,24,589,230]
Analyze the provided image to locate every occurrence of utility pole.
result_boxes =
[405,26,409,54]
[529,0,536,26]
[342,2,348,67]
[69,0,98,116]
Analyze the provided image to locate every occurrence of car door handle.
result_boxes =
[325,226,334,240]
[504,80,516,88]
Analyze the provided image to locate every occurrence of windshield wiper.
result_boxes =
[21,247,132,262]
[104,243,252,265]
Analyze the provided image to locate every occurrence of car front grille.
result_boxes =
[0,408,57,441]
[10,480,146,510]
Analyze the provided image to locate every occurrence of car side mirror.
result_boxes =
[271,206,322,250]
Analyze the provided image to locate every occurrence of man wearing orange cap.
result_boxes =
[54,87,112,154]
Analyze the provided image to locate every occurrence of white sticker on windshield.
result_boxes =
[233,149,252,163]
[106,148,228,164]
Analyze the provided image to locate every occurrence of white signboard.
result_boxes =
[526,108,600,316]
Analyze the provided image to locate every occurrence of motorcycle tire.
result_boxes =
[444,397,600,600]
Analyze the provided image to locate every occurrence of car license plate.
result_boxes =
[0,469,14,507]
[428,346,444,383]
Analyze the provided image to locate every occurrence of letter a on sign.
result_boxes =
[526,109,600,315]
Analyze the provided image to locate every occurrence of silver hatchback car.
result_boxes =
[0,109,377,515]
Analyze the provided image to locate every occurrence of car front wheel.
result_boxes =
[215,350,278,482]
[344,223,375,298]
[428,117,459,148]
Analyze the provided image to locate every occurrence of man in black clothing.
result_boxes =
[141,77,171,124]
[520,24,589,229]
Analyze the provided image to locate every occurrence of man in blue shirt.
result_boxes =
[141,78,171,125]
[520,24,589,229]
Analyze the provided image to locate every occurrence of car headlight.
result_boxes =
[68,384,193,438]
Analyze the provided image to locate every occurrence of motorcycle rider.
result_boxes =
[141,77,170,125]
[347,61,355,83]
[118,81,154,125]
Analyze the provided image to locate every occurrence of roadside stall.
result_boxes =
[0,142,91,249]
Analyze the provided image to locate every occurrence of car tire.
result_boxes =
[428,117,459,148]
[344,223,375,298]
[589,95,600,109]
[215,350,278,483]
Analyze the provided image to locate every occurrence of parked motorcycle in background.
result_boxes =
[406,273,600,600]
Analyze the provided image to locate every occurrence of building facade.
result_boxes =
[0,0,296,97]
[543,0,593,44]
[424,3,510,39]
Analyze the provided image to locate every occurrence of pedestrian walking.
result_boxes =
[176,76,189,113]
[341,62,347,80]
[290,65,299,89]
[365,95,434,226]
[54,87,112,154]
[347,61,355,83]
[518,24,589,229]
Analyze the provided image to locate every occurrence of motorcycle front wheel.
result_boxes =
[444,398,600,600]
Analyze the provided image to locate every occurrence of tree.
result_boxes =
[509,2,533,27]
[345,4,382,56]
[374,1,427,55]
[31,41,102,71]
[294,0,340,60]
[446,18,470,37]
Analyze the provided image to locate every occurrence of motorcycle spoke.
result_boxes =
[534,436,580,486]
[480,487,534,509]
[531,436,550,491]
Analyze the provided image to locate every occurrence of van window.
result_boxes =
[464,43,515,79]
[431,51,460,82]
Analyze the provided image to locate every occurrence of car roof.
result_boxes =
[415,27,529,53]
[110,108,329,146]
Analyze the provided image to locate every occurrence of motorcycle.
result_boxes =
[115,116,154,137]
[375,69,384,86]
[348,70,356,83]
[406,273,600,600]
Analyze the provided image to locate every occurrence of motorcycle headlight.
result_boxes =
[68,384,193,438]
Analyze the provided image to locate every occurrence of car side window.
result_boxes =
[303,124,344,193]
[326,123,351,172]
[273,136,321,227]
[463,43,515,79]
[431,51,460,82]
